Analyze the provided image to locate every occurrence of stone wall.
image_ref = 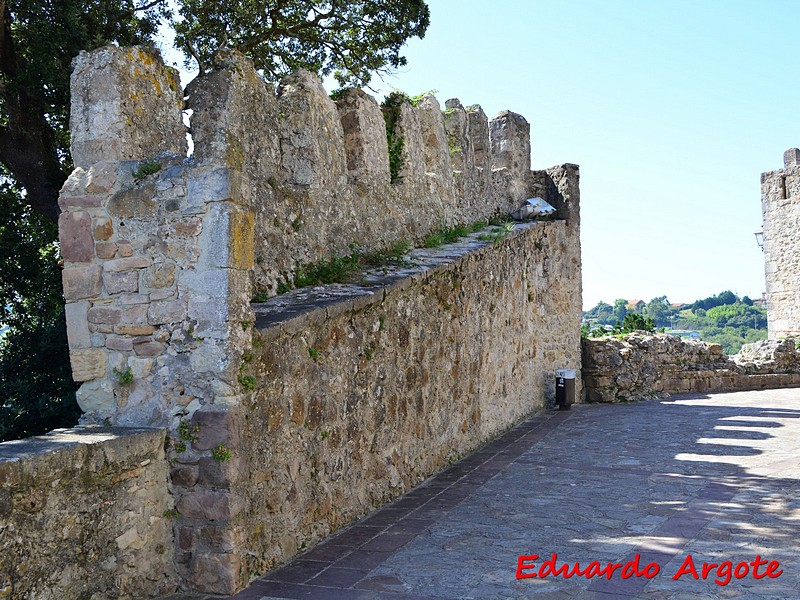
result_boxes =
[0,427,176,598]
[51,45,583,594]
[761,148,800,338]
[583,334,800,403]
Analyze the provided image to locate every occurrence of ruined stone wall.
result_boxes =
[53,45,583,594]
[0,427,176,598]
[761,149,800,338]
[583,334,800,402]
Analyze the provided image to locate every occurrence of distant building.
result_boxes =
[626,299,645,312]
[761,149,800,338]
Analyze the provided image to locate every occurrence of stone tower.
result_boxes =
[761,148,800,338]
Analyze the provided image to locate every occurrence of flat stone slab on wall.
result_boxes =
[0,427,176,599]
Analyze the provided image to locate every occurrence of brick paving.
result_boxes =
[228,389,800,599]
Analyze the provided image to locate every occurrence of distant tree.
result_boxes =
[585,301,615,325]
[643,296,671,328]
[693,290,739,311]
[742,295,754,306]
[717,290,737,306]
[613,298,628,323]
[620,313,655,333]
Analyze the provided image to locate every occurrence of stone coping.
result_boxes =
[0,425,165,461]
[252,221,546,336]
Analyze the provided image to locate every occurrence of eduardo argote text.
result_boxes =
[516,553,783,586]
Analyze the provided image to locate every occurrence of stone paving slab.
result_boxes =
[226,389,800,599]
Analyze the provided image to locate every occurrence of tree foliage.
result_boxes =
[174,0,430,85]
[0,180,79,441]
[0,0,429,440]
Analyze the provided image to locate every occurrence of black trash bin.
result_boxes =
[555,369,576,410]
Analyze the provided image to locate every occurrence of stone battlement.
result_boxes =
[45,45,583,595]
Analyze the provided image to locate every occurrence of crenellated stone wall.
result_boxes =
[761,149,800,338]
[45,45,583,594]
[583,334,800,403]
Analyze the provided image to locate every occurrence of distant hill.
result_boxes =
[582,291,766,354]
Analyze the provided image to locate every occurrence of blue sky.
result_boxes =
[160,0,800,309]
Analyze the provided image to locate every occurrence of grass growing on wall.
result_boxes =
[256,217,516,300]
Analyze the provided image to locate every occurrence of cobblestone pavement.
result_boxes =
[229,389,800,599]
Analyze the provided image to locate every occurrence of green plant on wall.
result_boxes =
[112,366,133,386]
[211,443,232,462]
[132,159,161,180]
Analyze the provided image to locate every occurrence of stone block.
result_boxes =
[59,211,94,262]
[103,270,138,294]
[197,526,241,553]
[88,305,122,325]
[143,263,176,289]
[57,194,103,211]
[190,552,241,595]
[191,410,240,451]
[176,490,237,521]
[115,324,156,336]
[198,457,240,488]
[104,256,151,273]
[171,465,199,488]
[85,162,117,194]
[148,300,186,325]
[93,217,113,241]
[185,168,233,210]
[133,339,164,357]
[70,348,106,381]
[200,204,255,270]
[105,335,133,351]
[95,241,118,259]
[65,301,91,349]
[62,265,102,300]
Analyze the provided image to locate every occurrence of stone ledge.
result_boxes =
[253,221,546,331]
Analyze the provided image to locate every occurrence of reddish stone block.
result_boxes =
[58,194,103,210]
[95,241,118,259]
[104,256,151,272]
[103,270,138,294]
[87,305,122,325]
[62,265,102,300]
[59,212,94,262]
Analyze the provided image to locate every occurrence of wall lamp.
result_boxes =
[755,231,764,251]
